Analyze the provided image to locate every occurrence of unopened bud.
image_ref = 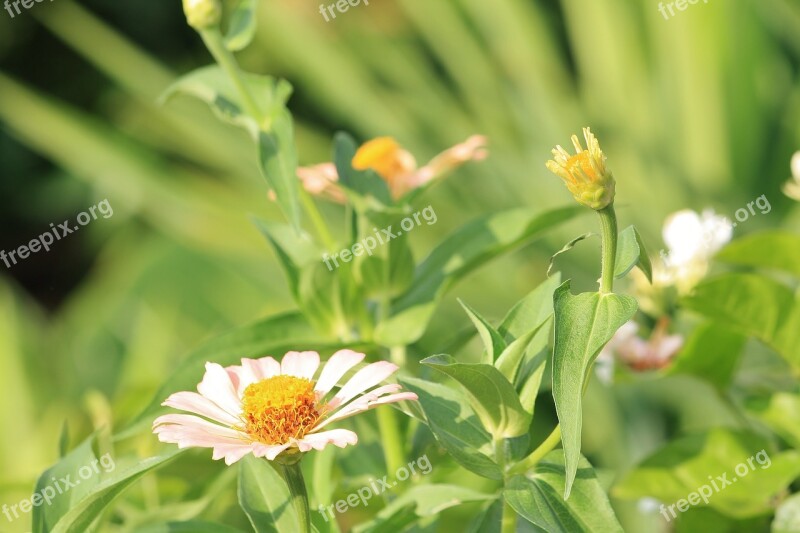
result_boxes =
[183,0,222,30]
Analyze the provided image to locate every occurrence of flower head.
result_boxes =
[546,127,616,210]
[182,0,222,30]
[153,350,417,464]
[296,135,488,202]
[597,320,683,377]
[784,151,800,201]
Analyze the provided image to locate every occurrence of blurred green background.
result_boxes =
[1,0,799,531]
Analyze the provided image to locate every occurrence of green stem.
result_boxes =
[376,407,406,475]
[598,204,618,294]
[275,460,311,533]
[199,28,263,123]
[299,187,337,251]
[508,425,562,476]
[494,439,517,533]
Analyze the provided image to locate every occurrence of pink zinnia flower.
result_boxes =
[296,135,488,202]
[153,350,417,465]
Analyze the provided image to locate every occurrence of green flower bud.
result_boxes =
[183,0,222,30]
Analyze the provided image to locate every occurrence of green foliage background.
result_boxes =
[1,0,799,531]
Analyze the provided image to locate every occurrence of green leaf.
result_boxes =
[716,231,800,278]
[399,376,502,480]
[332,132,393,207]
[33,435,100,533]
[614,226,652,282]
[422,355,532,438]
[50,450,181,533]
[375,206,583,346]
[518,350,548,417]
[614,428,800,518]
[504,450,623,533]
[748,392,800,449]
[667,322,746,390]
[683,273,800,369]
[134,521,246,533]
[551,281,637,498]
[495,319,549,386]
[459,299,507,365]
[253,218,321,300]
[124,312,339,434]
[499,273,562,342]
[224,0,257,51]
[238,455,297,533]
[773,493,800,533]
[547,233,595,277]
[353,484,494,533]
[466,499,503,533]
[160,66,300,228]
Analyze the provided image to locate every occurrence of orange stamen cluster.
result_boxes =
[565,151,599,184]
[352,137,413,182]
[241,375,320,445]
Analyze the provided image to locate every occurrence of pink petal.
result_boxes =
[331,361,399,407]
[296,429,358,452]
[315,350,366,396]
[197,363,242,417]
[252,442,292,461]
[281,351,321,380]
[411,135,489,188]
[316,389,416,431]
[162,391,240,426]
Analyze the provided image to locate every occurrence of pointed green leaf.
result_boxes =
[400,376,502,480]
[552,281,637,498]
[683,273,800,369]
[505,451,623,533]
[518,350,548,416]
[614,429,800,518]
[238,455,296,533]
[614,226,652,281]
[422,355,532,438]
[459,300,507,364]
[499,273,561,341]
[547,233,595,277]
[716,231,800,278]
[50,449,181,533]
[224,0,257,51]
[495,319,549,385]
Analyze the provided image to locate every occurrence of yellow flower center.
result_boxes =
[352,137,409,181]
[241,375,320,445]
[565,151,599,183]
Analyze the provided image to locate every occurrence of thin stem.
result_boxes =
[299,187,337,251]
[275,460,311,533]
[376,407,406,476]
[508,425,562,476]
[598,204,618,294]
[199,28,263,123]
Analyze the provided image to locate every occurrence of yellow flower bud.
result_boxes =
[183,0,222,30]
[546,127,616,210]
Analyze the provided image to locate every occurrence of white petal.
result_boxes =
[212,443,255,465]
[315,350,366,395]
[197,363,243,417]
[792,152,800,180]
[162,391,240,426]
[235,357,281,396]
[331,361,399,407]
[314,386,412,431]
[153,414,248,450]
[296,429,358,452]
[252,442,292,461]
[281,351,321,380]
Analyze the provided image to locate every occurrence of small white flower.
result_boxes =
[784,151,800,201]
